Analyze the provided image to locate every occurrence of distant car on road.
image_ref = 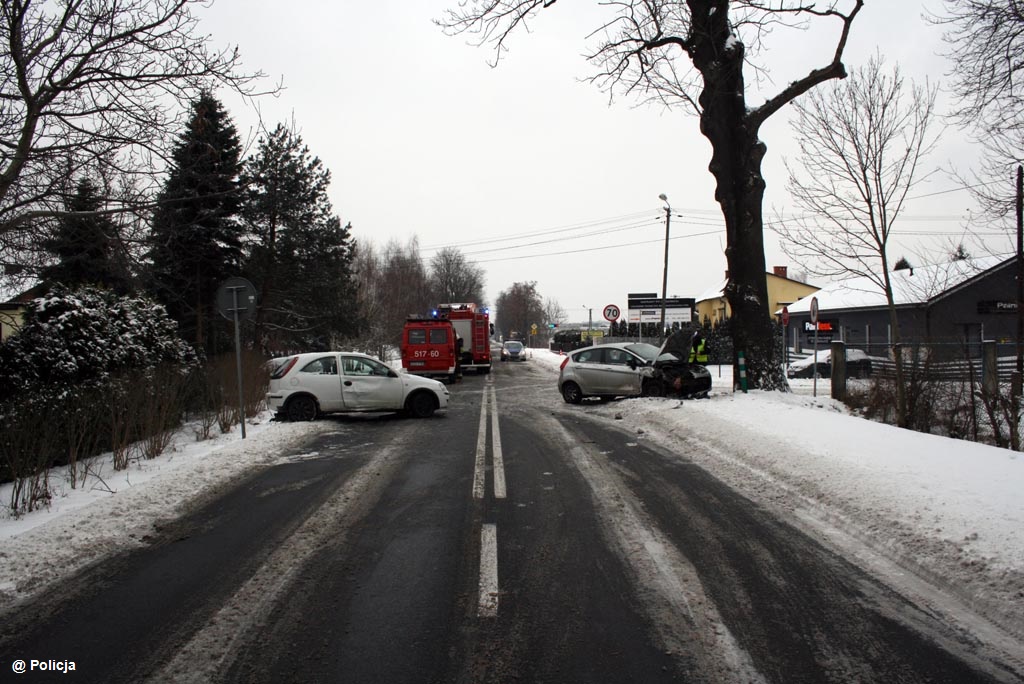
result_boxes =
[500,340,527,362]
[786,348,876,379]
[267,351,449,421]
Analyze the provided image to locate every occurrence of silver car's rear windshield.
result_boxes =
[623,343,660,362]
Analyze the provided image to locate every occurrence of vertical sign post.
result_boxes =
[217,277,258,439]
[781,306,790,373]
[230,288,246,438]
[810,296,820,398]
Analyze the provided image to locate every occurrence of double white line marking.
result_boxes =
[474,380,505,617]
[473,384,505,500]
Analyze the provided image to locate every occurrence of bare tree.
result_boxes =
[495,281,544,340]
[0,0,268,277]
[543,297,567,327]
[439,0,864,390]
[348,241,389,358]
[375,238,432,352]
[933,1,1024,218]
[776,56,940,426]
[428,246,487,306]
[541,296,568,345]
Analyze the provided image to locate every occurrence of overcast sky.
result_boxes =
[200,1,999,326]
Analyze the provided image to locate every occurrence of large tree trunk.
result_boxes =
[692,8,787,391]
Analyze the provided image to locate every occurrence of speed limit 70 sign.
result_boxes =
[603,304,621,322]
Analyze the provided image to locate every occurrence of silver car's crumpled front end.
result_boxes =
[651,331,712,398]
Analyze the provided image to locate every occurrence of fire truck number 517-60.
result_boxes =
[414,350,441,358]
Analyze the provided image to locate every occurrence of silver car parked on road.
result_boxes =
[557,342,662,403]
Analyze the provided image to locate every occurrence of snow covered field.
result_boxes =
[1,348,1022,653]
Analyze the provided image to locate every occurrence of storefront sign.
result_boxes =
[977,300,1018,314]
[803,319,836,342]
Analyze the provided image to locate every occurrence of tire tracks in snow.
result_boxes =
[149,436,408,683]
[538,411,767,684]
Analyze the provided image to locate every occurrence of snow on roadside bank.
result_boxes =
[531,347,1024,639]
[0,414,330,608]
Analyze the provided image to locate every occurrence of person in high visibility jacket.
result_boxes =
[689,330,709,364]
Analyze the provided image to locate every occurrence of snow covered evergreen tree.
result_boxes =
[148,93,243,354]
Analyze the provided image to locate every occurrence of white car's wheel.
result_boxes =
[286,395,318,421]
[406,391,438,418]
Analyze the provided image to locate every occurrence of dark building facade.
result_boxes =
[784,256,1017,359]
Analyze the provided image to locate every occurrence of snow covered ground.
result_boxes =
[529,347,1024,644]
[1,349,1022,651]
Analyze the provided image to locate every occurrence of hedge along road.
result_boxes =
[0,358,1019,683]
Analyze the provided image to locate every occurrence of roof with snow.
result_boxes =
[694,279,728,304]
[695,271,817,305]
[783,255,1014,315]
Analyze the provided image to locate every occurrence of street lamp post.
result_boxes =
[658,193,671,340]
[581,305,593,346]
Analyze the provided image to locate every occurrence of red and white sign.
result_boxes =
[781,305,790,326]
[603,304,621,322]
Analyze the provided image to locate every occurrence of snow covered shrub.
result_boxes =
[0,286,197,402]
[0,287,198,497]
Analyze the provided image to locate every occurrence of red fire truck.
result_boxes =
[436,303,492,374]
[400,316,458,382]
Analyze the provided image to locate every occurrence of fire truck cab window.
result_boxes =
[429,328,449,344]
[409,329,427,344]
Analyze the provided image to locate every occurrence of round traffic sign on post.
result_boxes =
[781,305,790,327]
[217,277,257,321]
[809,296,819,325]
[603,304,620,322]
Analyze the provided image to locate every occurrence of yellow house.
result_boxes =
[695,267,819,326]
[0,303,21,341]
[0,284,47,341]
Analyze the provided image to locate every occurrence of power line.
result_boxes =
[474,229,723,264]
[460,217,662,257]
[420,209,657,253]
[906,179,1008,201]
[415,199,1001,265]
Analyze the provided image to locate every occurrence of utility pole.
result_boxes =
[1014,166,1022,450]
[659,194,671,340]
[1017,165,1022,381]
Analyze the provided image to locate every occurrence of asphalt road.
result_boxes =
[0,356,1020,683]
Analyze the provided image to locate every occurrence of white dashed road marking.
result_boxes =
[478,524,499,617]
